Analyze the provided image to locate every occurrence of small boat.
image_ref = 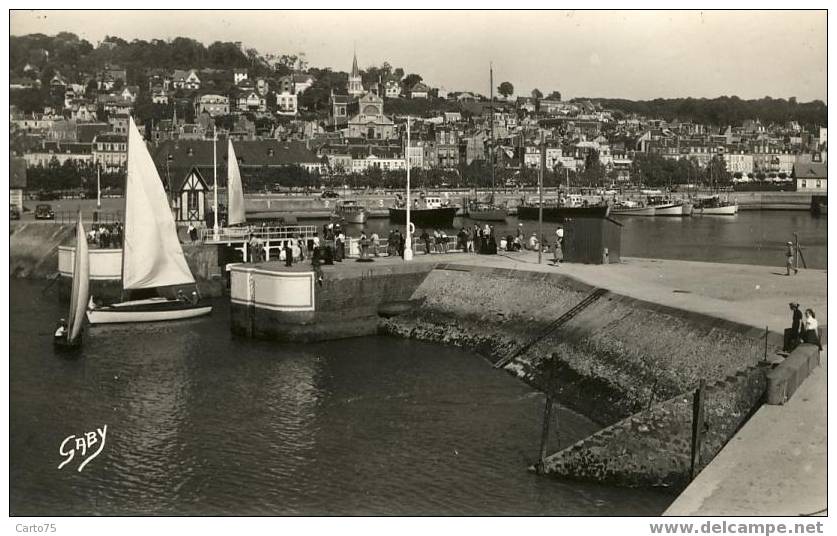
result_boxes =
[610,200,656,216]
[55,211,89,353]
[334,200,368,224]
[694,195,738,215]
[516,203,610,222]
[87,117,212,325]
[681,201,694,216]
[650,201,685,216]
[389,193,458,227]
[468,200,508,221]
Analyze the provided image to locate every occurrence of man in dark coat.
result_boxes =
[783,302,803,352]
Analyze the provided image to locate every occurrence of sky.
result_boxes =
[10,9,827,102]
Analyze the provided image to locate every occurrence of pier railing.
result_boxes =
[200,225,318,244]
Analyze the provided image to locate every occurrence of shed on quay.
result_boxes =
[562,217,622,264]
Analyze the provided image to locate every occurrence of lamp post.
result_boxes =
[404,116,413,261]
[96,161,102,210]
[213,125,219,240]
[538,130,545,265]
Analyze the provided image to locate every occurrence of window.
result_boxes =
[188,191,198,212]
[816,180,822,189]
[801,180,807,189]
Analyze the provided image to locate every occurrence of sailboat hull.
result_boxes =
[87,297,212,324]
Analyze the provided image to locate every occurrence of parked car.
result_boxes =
[34,204,55,220]
[320,190,340,199]
[10,205,20,220]
[37,191,59,201]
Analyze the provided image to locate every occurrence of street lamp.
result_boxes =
[404,116,413,261]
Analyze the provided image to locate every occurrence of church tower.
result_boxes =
[347,50,364,97]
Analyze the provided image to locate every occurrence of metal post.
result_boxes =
[689,379,706,481]
[213,125,219,240]
[404,116,413,261]
[763,325,769,362]
[537,356,558,474]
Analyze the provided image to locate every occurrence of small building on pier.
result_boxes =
[173,166,208,223]
[562,217,623,264]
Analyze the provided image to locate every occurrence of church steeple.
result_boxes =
[348,47,364,97]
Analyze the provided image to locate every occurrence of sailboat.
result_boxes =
[54,211,89,351]
[87,117,212,324]
[227,139,246,226]
[469,62,508,222]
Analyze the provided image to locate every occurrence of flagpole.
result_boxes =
[404,116,413,261]
[213,125,219,239]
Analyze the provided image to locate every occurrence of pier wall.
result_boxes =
[230,262,433,342]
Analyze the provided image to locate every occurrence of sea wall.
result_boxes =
[539,363,769,489]
[381,264,777,425]
[10,222,75,278]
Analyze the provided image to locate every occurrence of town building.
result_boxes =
[196,94,231,116]
[10,157,27,212]
[346,93,395,140]
[172,69,201,90]
[347,52,364,97]
[92,133,128,171]
[793,161,827,193]
[276,92,298,116]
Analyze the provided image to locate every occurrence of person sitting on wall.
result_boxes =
[803,308,822,351]
[190,291,200,305]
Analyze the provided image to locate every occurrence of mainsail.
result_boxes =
[68,213,89,342]
[122,116,195,290]
[227,139,246,226]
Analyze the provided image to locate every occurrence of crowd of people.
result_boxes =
[86,223,123,249]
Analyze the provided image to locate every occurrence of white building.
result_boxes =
[276,91,298,116]
[233,69,248,85]
[723,152,755,175]
[196,94,230,116]
[352,155,406,173]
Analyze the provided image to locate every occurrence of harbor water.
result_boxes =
[326,210,827,269]
[10,280,672,516]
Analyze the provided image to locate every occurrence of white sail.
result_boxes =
[122,116,195,290]
[227,139,246,226]
[68,213,89,342]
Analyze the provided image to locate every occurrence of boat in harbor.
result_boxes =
[87,117,212,324]
[388,193,458,227]
[694,195,738,215]
[812,195,827,216]
[516,202,610,222]
[333,199,368,224]
[610,200,656,216]
[467,200,508,221]
[647,196,686,217]
[54,211,89,352]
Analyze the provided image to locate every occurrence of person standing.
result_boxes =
[283,241,293,267]
[470,226,478,254]
[421,229,431,254]
[784,302,803,352]
[370,231,379,257]
[187,223,197,242]
[553,230,563,266]
[803,309,822,350]
[786,241,798,276]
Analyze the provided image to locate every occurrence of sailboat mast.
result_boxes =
[489,62,495,199]
[213,125,219,236]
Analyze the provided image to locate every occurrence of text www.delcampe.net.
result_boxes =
[649,521,825,535]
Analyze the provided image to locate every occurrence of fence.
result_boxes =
[54,210,122,225]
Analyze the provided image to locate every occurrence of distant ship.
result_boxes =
[389,194,458,227]
[333,199,368,224]
[516,203,610,222]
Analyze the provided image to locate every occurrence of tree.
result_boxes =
[546,90,562,101]
[401,73,423,93]
[531,88,543,100]
[497,81,514,98]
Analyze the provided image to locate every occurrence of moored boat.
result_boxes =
[517,204,610,222]
[389,193,458,227]
[334,200,368,224]
[87,117,212,325]
[610,202,656,216]
[467,201,508,221]
[694,195,738,215]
